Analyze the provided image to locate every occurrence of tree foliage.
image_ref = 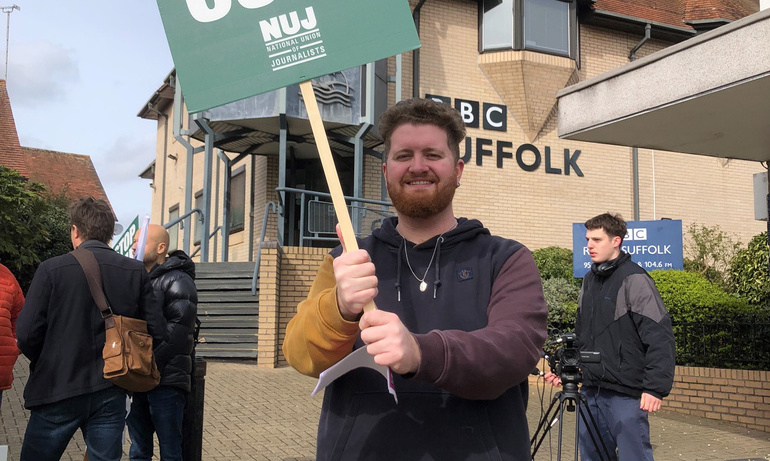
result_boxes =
[0,166,72,291]
[533,246,581,287]
[683,222,740,289]
[729,232,770,306]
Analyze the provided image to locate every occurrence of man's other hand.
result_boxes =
[334,224,377,321]
[640,392,662,412]
[359,310,421,375]
[543,372,562,387]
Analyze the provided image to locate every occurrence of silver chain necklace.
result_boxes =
[402,221,457,292]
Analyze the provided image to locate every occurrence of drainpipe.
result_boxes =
[630,23,650,221]
[171,75,203,254]
[145,104,169,223]
[412,0,428,98]
[629,23,651,62]
[193,116,216,262]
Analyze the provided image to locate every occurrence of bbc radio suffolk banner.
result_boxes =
[572,219,684,278]
[156,0,420,114]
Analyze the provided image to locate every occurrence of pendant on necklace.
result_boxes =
[420,281,428,292]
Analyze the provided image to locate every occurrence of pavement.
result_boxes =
[1,357,768,461]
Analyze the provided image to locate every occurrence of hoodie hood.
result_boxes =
[150,249,196,280]
[371,217,489,300]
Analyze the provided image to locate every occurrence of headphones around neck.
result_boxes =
[590,252,629,277]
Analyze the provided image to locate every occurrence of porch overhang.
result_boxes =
[557,8,770,162]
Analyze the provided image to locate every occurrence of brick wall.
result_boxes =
[256,245,328,368]
[668,366,770,433]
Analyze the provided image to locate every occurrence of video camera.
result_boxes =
[546,332,600,386]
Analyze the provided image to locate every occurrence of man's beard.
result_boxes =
[387,173,457,219]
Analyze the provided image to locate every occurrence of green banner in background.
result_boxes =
[157,0,420,113]
[113,216,139,257]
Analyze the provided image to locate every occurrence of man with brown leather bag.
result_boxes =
[17,197,165,461]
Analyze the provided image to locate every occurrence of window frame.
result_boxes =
[479,0,578,60]
[228,166,246,235]
[167,204,180,253]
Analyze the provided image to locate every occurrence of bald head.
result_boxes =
[132,224,170,271]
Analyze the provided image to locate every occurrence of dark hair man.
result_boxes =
[545,212,675,461]
[283,98,548,460]
[127,224,198,461]
[17,197,165,461]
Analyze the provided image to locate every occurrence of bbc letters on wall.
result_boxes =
[426,94,583,176]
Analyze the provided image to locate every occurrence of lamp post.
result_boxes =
[1,4,19,81]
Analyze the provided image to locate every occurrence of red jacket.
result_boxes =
[0,263,23,390]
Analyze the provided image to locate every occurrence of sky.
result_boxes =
[4,1,173,231]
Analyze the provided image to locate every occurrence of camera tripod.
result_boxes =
[530,379,613,461]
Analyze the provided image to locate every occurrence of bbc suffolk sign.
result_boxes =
[157,0,420,113]
[572,219,684,278]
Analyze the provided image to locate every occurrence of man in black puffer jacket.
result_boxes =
[128,224,198,461]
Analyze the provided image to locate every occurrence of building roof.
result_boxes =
[1,80,111,207]
[20,147,111,205]
[0,80,27,176]
[594,0,759,29]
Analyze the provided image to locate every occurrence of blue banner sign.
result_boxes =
[572,219,683,278]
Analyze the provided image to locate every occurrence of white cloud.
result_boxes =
[6,41,79,106]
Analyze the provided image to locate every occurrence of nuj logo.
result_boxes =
[259,7,318,42]
[185,0,275,23]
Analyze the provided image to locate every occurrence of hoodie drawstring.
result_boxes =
[395,238,404,302]
[432,236,444,299]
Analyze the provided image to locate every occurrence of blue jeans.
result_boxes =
[20,386,127,461]
[578,386,654,461]
[127,386,186,461]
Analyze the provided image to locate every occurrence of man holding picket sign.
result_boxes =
[283,99,548,460]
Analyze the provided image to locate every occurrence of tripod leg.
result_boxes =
[531,392,563,458]
[576,394,614,461]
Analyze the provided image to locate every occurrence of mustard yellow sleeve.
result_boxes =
[283,254,360,377]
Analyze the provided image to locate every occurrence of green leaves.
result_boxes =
[728,232,770,306]
[0,166,72,292]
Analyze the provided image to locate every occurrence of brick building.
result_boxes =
[139,0,764,365]
[140,0,763,263]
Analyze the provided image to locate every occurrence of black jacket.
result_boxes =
[576,252,676,399]
[149,250,198,393]
[17,240,165,408]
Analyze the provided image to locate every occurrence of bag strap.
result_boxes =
[71,248,115,329]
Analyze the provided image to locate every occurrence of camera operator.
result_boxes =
[544,213,675,461]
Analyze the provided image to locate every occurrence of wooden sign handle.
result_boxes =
[299,80,377,313]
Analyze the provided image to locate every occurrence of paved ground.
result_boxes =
[1,358,768,460]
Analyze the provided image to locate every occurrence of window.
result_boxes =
[168,205,180,252]
[194,191,203,245]
[229,168,246,234]
[481,0,576,58]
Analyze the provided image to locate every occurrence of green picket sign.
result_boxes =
[156,0,420,113]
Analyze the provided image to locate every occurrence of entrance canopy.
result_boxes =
[557,8,770,162]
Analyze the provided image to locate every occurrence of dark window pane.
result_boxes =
[524,0,569,55]
[194,192,203,244]
[482,0,513,50]
[229,171,246,232]
[168,206,179,252]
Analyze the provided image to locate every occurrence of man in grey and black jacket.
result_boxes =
[547,212,675,461]
[128,224,198,461]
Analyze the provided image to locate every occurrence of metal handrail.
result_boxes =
[163,208,203,230]
[275,187,394,246]
[251,201,278,295]
[190,226,221,258]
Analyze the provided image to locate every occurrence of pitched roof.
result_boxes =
[594,0,759,29]
[0,80,26,176]
[20,147,111,206]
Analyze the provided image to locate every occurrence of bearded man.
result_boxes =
[283,98,547,461]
